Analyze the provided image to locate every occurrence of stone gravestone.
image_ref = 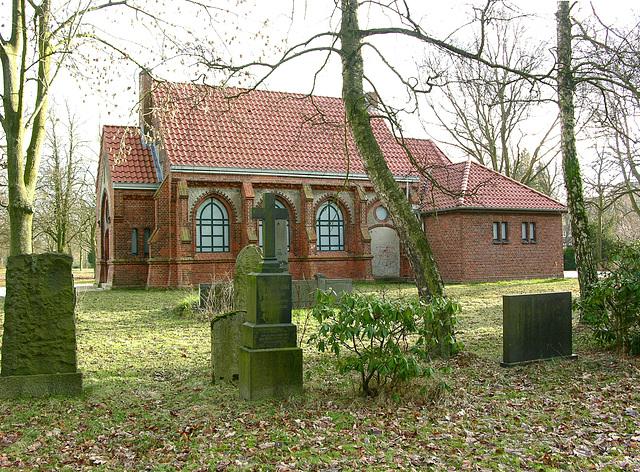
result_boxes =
[210,245,262,383]
[275,218,289,272]
[502,291,577,367]
[0,253,82,397]
[239,193,303,400]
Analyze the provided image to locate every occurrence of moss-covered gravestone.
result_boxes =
[0,253,82,397]
[210,245,262,383]
[239,194,303,400]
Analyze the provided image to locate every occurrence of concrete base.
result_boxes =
[0,372,83,398]
[501,354,578,368]
[239,347,302,401]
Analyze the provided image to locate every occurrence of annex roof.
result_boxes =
[421,160,566,213]
[101,126,157,184]
[148,82,428,178]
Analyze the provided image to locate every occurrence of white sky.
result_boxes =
[46,0,638,166]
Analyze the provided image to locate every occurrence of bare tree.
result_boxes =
[178,0,576,355]
[423,13,559,193]
[34,106,94,255]
[557,1,598,296]
[0,0,137,256]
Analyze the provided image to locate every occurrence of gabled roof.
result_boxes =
[147,82,423,177]
[403,138,451,167]
[421,160,566,213]
[101,126,157,184]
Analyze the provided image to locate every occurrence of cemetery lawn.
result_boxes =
[0,279,639,471]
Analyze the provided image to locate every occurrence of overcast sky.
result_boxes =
[48,0,638,163]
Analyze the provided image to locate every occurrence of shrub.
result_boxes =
[580,242,640,354]
[564,246,576,271]
[168,293,199,317]
[308,290,461,396]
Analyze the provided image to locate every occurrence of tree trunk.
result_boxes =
[556,1,598,298]
[1,0,51,256]
[340,0,452,356]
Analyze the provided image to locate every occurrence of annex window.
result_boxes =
[196,197,230,253]
[316,200,345,251]
[131,228,138,255]
[259,198,290,251]
[143,228,151,256]
[493,221,508,244]
[522,222,536,243]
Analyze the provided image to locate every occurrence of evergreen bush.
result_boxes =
[580,242,640,354]
[309,290,461,396]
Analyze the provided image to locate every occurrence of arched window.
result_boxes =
[316,200,344,251]
[259,198,290,251]
[196,197,230,252]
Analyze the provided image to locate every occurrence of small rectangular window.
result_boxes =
[501,222,508,242]
[131,228,138,255]
[529,222,536,243]
[143,228,151,256]
[522,222,537,243]
[493,222,500,242]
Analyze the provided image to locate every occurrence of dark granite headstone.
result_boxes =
[0,253,82,397]
[502,291,577,367]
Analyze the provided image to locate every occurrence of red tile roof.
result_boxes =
[148,82,424,177]
[101,126,157,184]
[421,160,566,212]
[403,138,451,167]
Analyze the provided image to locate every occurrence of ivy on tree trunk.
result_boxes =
[556,1,598,298]
[340,0,452,357]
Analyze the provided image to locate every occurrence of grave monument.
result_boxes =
[502,291,577,367]
[0,253,82,397]
[210,244,262,383]
[239,193,303,400]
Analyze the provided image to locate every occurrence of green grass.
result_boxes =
[0,279,639,471]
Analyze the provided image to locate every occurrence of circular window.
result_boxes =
[375,205,388,221]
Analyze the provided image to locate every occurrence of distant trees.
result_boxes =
[34,108,95,263]
[423,13,560,195]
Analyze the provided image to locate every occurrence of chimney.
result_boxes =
[139,69,154,137]
[364,91,379,111]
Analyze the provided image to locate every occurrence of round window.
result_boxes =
[375,205,388,221]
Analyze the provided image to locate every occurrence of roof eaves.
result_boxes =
[420,205,568,215]
[170,165,421,182]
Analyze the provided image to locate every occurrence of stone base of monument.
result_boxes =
[239,346,303,400]
[501,291,578,367]
[0,372,83,398]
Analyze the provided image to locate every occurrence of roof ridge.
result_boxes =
[153,79,346,103]
[457,159,472,206]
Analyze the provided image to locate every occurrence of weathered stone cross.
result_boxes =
[251,193,288,273]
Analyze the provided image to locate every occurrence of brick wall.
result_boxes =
[104,169,564,288]
[424,211,564,283]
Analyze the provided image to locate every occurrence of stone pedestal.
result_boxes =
[1,253,82,397]
[239,272,303,400]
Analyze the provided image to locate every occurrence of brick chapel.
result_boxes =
[95,73,567,288]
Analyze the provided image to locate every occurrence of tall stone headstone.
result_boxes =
[502,291,577,367]
[275,219,289,272]
[240,193,303,400]
[210,245,262,383]
[0,253,82,397]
